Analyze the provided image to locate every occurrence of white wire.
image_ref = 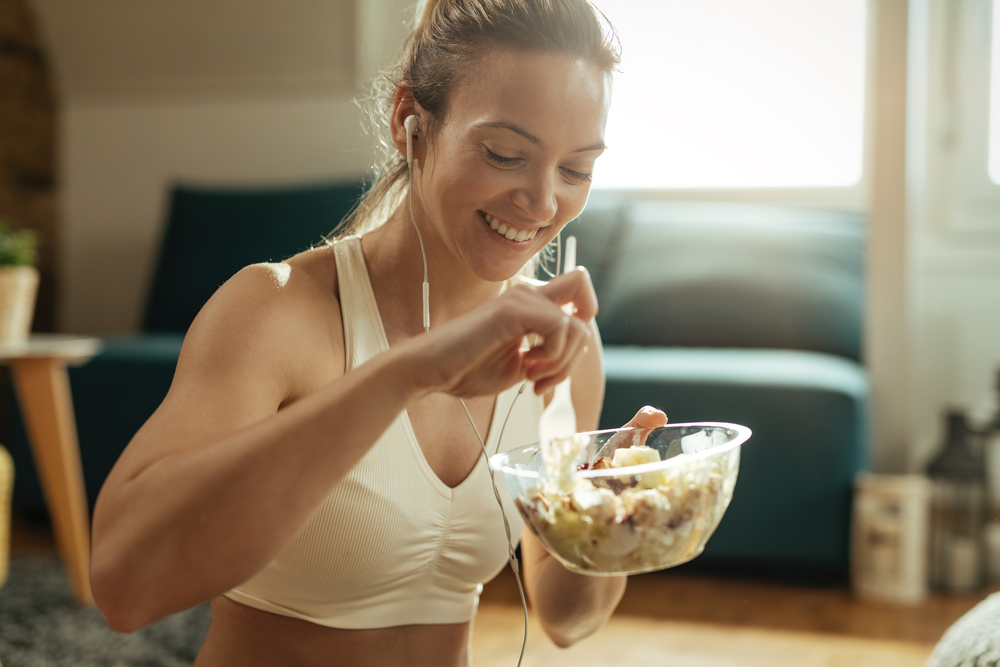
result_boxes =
[459,391,529,667]
[408,163,529,667]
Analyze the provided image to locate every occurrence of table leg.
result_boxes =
[10,357,92,606]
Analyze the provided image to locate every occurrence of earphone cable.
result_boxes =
[407,154,528,667]
[459,392,528,667]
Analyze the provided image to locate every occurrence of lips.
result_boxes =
[481,211,539,242]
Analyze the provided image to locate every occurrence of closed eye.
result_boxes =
[562,167,592,183]
[485,148,521,167]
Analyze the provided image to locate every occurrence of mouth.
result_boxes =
[479,211,540,243]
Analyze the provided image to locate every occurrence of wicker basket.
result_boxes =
[0,444,12,589]
[0,266,38,343]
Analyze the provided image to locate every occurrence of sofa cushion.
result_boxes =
[599,346,869,568]
[592,201,866,361]
[144,181,365,332]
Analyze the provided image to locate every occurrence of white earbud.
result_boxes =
[403,113,430,330]
[404,115,418,168]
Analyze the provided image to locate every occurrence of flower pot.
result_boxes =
[0,266,38,342]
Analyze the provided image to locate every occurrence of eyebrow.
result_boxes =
[476,120,607,153]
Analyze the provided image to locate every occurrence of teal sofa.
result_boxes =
[6,184,868,578]
[5,181,364,521]
[574,197,869,577]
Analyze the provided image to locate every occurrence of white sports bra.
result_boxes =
[223,235,543,629]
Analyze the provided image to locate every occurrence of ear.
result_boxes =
[390,84,425,163]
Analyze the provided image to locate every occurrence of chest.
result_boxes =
[406,392,498,489]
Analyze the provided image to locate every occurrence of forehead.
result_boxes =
[443,47,611,147]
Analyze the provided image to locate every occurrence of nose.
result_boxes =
[512,171,558,223]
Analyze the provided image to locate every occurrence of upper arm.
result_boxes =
[101,261,343,492]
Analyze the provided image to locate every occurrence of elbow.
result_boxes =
[90,551,152,634]
[549,632,579,650]
[542,620,597,649]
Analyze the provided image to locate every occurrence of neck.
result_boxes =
[362,202,507,340]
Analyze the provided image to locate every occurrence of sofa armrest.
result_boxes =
[600,346,869,571]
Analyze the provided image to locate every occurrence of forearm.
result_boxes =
[91,344,424,631]
[528,552,627,648]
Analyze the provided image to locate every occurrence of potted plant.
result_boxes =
[0,219,39,343]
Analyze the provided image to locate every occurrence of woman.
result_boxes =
[90,0,666,664]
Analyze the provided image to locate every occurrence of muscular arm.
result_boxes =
[91,261,595,634]
[91,263,427,632]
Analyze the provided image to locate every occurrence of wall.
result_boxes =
[908,0,1000,477]
[29,0,413,333]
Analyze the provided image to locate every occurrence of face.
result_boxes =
[406,47,611,282]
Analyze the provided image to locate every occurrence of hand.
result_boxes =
[601,406,668,453]
[407,267,598,398]
[623,406,668,431]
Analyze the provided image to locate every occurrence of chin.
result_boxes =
[466,252,535,284]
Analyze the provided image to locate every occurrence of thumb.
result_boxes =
[624,405,668,430]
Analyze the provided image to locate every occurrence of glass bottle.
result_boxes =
[926,410,987,593]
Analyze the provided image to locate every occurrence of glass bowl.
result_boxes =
[489,422,751,576]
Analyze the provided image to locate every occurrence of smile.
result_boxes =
[480,211,539,242]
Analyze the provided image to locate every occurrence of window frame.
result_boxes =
[934,0,1000,236]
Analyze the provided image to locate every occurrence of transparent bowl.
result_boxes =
[489,422,751,576]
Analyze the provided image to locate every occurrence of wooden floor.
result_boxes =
[473,563,997,667]
[12,514,998,667]
[471,604,935,667]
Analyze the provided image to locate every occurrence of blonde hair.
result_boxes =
[331,0,620,277]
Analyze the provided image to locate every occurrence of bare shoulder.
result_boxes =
[107,245,345,485]
[176,245,345,409]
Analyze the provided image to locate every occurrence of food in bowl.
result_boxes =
[491,423,750,575]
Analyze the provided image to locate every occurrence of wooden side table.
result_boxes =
[0,334,101,605]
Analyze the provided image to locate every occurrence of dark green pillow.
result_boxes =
[144,181,365,332]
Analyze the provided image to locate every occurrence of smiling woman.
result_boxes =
[86,2,666,667]
[381,47,610,284]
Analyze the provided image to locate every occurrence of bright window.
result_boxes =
[593,0,868,190]
[989,0,1000,183]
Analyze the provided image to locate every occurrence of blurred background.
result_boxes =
[5,0,994,473]
[1,0,1000,665]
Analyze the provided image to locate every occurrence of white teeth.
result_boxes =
[485,213,540,242]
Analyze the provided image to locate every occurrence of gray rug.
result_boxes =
[0,556,210,667]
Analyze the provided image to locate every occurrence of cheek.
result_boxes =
[427,150,495,204]
[555,188,591,228]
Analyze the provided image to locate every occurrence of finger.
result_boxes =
[601,406,669,452]
[535,267,598,322]
[523,311,571,365]
[532,340,587,395]
[529,318,590,392]
[625,405,668,430]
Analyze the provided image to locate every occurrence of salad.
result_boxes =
[513,429,740,575]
